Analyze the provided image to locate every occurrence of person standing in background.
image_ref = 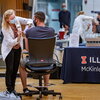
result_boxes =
[59,3,71,34]
[0,9,32,99]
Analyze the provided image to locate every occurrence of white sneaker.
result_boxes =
[0,91,10,98]
[0,91,21,100]
[10,92,21,100]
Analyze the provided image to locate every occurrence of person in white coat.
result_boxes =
[72,11,94,43]
[0,9,33,99]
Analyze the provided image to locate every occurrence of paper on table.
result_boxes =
[69,34,79,47]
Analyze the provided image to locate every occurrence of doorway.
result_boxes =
[67,0,82,32]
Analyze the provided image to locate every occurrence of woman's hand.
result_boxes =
[13,44,20,49]
[17,33,21,42]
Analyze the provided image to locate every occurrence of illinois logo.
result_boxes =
[81,56,87,64]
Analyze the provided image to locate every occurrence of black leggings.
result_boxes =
[5,48,21,93]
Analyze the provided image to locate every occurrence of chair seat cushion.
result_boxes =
[25,64,55,72]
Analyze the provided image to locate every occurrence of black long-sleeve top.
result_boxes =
[59,10,71,28]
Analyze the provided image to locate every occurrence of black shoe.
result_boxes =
[23,88,33,96]
[43,87,48,91]
[43,87,48,96]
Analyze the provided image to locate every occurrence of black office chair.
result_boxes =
[19,37,62,100]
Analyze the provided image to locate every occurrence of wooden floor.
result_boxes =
[0,78,100,100]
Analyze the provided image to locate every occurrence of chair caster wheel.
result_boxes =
[43,94,48,96]
[53,94,56,96]
[29,94,32,96]
[59,95,62,99]
[39,95,42,98]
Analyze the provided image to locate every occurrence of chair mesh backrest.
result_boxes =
[28,37,55,66]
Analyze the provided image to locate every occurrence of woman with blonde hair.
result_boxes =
[77,11,85,16]
[0,9,32,99]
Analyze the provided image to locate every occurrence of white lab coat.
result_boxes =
[72,15,93,42]
[1,16,33,60]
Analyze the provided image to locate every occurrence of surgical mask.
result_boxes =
[62,7,67,11]
[33,20,37,26]
[9,18,17,24]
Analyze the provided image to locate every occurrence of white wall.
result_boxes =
[65,0,68,8]
[32,0,37,18]
[83,0,100,18]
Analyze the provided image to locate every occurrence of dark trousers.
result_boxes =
[5,48,21,93]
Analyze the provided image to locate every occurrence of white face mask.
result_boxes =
[9,17,17,24]
[62,7,67,10]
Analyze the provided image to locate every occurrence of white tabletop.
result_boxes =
[56,39,69,43]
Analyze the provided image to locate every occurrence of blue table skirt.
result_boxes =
[61,47,100,83]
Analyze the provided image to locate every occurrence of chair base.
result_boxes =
[19,70,62,99]
[18,88,62,100]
